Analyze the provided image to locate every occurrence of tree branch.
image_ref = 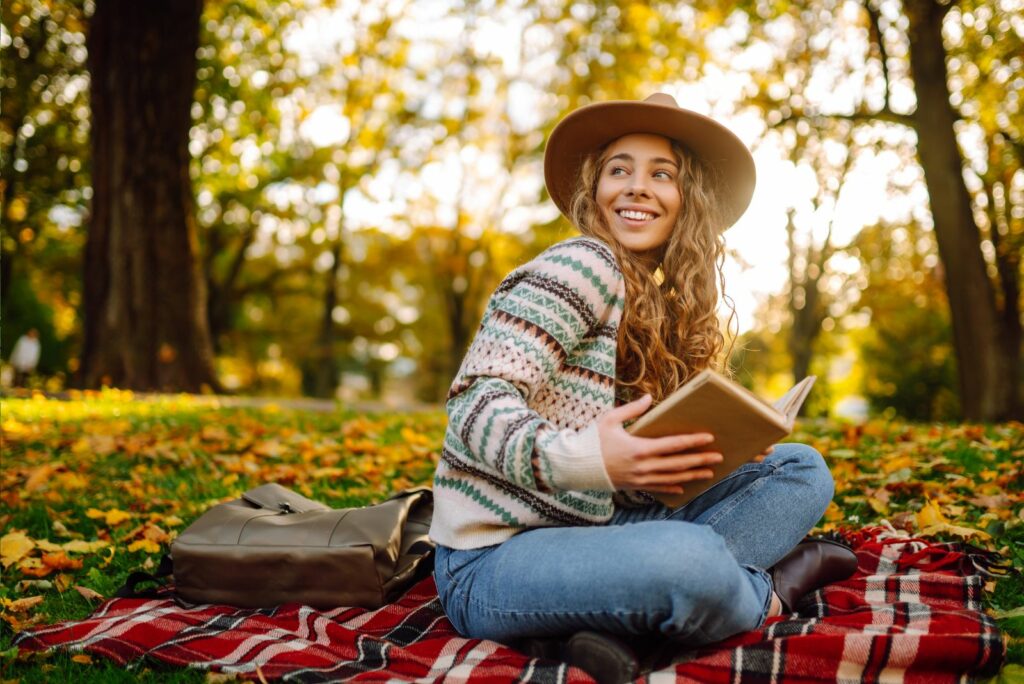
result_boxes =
[863,0,892,113]
[771,107,916,130]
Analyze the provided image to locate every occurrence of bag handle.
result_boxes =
[114,554,174,599]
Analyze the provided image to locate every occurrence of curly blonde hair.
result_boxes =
[568,139,736,404]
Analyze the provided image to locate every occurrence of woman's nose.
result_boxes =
[625,179,651,197]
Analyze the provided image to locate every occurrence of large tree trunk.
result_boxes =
[904,0,1018,420]
[81,0,220,392]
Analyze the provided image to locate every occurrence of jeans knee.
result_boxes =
[773,443,835,516]
[649,526,738,600]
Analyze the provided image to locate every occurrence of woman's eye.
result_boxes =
[654,170,673,180]
[609,166,628,176]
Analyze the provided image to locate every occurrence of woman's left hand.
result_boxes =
[752,445,775,463]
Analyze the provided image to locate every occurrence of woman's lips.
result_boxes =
[615,208,659,226]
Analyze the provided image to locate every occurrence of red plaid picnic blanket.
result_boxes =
[16,525,1005,682]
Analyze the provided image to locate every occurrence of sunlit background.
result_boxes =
[2,0,1021,422]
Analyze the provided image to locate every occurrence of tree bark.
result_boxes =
[81,0,220,392]
[904,0,1019,420]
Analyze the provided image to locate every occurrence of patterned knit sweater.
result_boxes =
[430,236,640,550]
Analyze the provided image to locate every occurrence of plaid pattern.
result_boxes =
[16,525,1004,683]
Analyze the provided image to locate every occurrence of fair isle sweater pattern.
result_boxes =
[429,236,628,549]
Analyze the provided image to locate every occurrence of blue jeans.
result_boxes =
[433,443,834,646]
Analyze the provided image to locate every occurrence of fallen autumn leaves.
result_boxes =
[0,389,1021,681]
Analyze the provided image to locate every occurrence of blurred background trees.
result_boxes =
[2,0,1020,420]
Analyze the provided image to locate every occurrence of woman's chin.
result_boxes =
[616,236,663,257]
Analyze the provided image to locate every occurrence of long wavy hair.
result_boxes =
[569,139,737,404]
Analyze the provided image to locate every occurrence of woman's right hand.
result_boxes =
[598,394,723,495]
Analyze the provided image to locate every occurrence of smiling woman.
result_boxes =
[427,93,852,682]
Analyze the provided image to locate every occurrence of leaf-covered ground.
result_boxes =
[1,391,1021,682]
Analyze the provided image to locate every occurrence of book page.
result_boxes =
[771,376,817,424]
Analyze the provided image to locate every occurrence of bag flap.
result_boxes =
[240,483,331,513]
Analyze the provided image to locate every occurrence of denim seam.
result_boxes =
[749,566,774,627]
[462,590,649,619]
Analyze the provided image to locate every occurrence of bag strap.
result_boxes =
[114,554,174,599]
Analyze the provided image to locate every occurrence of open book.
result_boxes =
[626,370,816,508]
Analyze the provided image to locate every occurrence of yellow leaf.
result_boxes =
[311,467,347,479]
[221,473,239,486]
[867,496,889,515]
[824,500,844,522]
[919,523,991,540]
[54,573,73,592]
[110,509,133,526]
[34,539,64,553]
[88,509,132,526]
[56,472,88,490]
[74,585,105,602]
[23,464,55,492]
[127,539,161,554]
[62,540,109,554]
[881,455,914,474]
[70,654,93,665]
[1,531,36,568]
[916,498,948,529]
[2,595,44,612]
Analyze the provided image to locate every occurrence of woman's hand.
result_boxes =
[597,394,723,495]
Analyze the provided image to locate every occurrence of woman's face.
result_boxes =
[595,133,682,257]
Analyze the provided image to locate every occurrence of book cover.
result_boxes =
[626,370,816,508]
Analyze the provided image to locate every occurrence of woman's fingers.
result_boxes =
[603,394,653,424]
[639,432,715,456]
[636,468,716,486]
[636,451,722,474]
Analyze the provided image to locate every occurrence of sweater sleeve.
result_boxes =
[445,238,621,494]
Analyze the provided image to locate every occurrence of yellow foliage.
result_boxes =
[86,508,133,526]
[919,523,991,540]
[915,498,949,529]
[1,531,36,568]
[128,539,162,554]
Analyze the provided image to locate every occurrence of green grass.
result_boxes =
[0,391,1021,682]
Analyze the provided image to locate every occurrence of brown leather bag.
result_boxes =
[117,484,434,609]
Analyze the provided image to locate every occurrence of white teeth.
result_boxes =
[619,209,655,221]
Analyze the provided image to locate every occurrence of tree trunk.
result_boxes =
[309,240,342,398]
[904,0,1018,420]
[81,0,220,392]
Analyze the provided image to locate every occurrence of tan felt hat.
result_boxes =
[543,93,756,229]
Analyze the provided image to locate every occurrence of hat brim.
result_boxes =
[543,100,756,229]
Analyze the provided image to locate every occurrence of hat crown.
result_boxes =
[644,92,679,108]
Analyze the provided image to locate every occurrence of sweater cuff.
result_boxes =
[544,422,615,491]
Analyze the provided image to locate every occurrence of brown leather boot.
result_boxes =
[520,631,639,684]
[770,537,858,613]
[563,631,639,684]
